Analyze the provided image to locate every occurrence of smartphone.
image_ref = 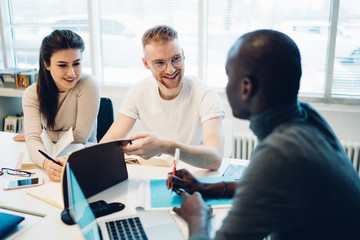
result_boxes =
[3,177,44,190]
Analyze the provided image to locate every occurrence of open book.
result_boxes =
[125,154,173,167]
[40,127,84,158]
[16,128,84,169]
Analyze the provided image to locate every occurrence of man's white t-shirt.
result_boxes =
[119,75,225,145]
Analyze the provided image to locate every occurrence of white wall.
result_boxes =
[101,85,360,142]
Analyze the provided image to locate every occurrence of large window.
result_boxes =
[207,0,332,94]
[0,38,3,69]
[0,0,359,102]
[332,0,360,98]
[99,0,199,85]
[2,0,91,73]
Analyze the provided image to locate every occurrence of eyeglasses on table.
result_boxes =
[0,168,35,177]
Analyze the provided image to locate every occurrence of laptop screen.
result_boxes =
[66,162,101,240]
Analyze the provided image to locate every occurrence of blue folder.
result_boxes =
[150,176,235,208]
[0,212,25,237]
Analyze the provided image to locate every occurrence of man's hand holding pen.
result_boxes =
[167,169,206,196]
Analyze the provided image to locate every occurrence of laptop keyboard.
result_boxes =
[106,217,148,240]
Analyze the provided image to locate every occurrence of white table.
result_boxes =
[0,131,249,239]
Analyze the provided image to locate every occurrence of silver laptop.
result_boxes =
[66,162,184,240]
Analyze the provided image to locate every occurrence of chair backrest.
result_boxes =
[97,97,114,142]
[222,118,233,158]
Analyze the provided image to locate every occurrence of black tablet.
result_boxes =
[62,140,129,209]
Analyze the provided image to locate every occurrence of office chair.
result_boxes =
[97,97,114,142]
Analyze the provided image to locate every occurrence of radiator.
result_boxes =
[341,141,360,175]
[233,133,258,160]
[232,133,360,175]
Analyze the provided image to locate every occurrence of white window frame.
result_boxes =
[0,0,359,105]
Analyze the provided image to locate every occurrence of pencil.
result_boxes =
[38,149,62,166]
[0,202,46,217]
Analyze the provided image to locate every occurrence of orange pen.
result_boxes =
[171,148,180,193]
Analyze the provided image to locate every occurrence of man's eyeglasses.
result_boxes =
[148,55,183,72]
[0,168,34,177]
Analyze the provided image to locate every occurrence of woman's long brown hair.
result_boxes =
[37,30,85,129]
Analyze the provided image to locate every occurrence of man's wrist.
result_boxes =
[187,214,210,236]
[161,137,175,155]
[202,182,227,198]
[202,183,217,198]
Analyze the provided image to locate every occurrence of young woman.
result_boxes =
[18,30,100,182]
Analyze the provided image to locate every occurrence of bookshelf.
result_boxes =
[0,88,24,131]
[0,88,25,97]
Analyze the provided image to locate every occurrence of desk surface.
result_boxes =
[0,132,249,240]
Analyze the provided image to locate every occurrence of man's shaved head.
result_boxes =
[226,30,302,108]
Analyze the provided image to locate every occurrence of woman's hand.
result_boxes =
[13,133,25,142]
[43,157,66,182]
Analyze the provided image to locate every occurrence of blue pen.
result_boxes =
[38,149,62,166]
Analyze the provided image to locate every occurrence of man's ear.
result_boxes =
[142,57,151,69]
[239,77,253,101]
[181,49,185,60]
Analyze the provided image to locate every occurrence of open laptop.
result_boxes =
[65,161,184,240]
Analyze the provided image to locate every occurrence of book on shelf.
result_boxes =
[16,115,24,133]
[0,68,37,89]
[3,116,18,133]
[3,114,24,133]
[15,69,37,89]
[0,68,20,88]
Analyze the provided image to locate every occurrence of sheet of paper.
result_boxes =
[135,180,146,211]
[149,176,235,209]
